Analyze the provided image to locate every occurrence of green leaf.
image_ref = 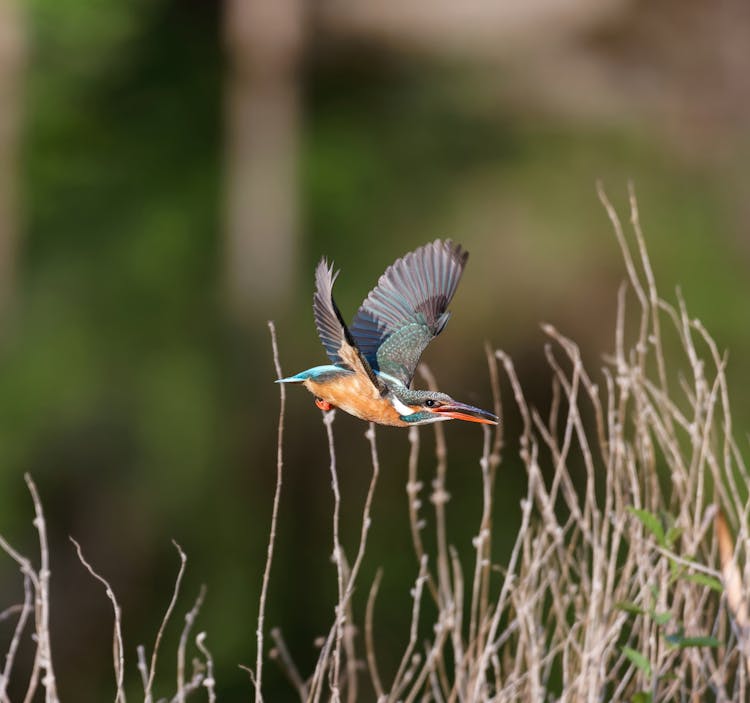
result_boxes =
[681,636,720,648]
[631,693,653,703]
[653,611,672,626]
[615,600,646,616]
[666,633,720,649]
[683,572,723,592]
[628,507,665,546]
[622,646,652,677]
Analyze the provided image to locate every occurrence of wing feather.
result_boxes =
[349,240,468,386]
[313,261,347,364]
[313,259,385,394]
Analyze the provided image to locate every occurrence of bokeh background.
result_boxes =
[1,0,750,699]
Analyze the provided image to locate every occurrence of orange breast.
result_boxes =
[304,375,409,427]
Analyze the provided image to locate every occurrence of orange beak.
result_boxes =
[431,402,498,425]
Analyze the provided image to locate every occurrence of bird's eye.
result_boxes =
[425,399,436,408]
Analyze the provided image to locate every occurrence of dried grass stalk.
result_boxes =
[2,186,749,702]
[1,482,215,701]
[261,185,750,701]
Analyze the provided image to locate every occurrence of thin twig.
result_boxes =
[365,570,385,700]
[270,628,308,701]
[145,540,187,702]
[418,364,453,612]
[176,585,207,702]
[70,537,126,703]
[25,474,59,703]
[0,575,32,702]
[253,320,287,703]
[323,409,345,702]
[196,632,217,703]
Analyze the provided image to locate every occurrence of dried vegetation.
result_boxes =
[2,187,750,702]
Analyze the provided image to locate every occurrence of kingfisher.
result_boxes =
[278,239,498,427]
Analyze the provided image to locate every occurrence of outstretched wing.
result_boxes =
[313,259,385,393]
[349,239,468,387]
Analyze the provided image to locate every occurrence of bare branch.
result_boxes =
[70,537,126,703]
[145,541,187,702]
[253,320,287,703]
[176,585,207,702]
[269,628,307,701]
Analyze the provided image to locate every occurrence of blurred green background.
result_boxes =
[0,0,749,699]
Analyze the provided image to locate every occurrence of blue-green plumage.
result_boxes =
[277,365,350,384]
[349,240,467,386]
[279,239,498,427]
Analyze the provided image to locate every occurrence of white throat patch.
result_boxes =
[390,396,416,417]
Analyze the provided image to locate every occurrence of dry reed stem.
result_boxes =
[0,475,57,702]
[143,540,187,701]
[321,409,344,703]
[70,537,126,703]
[270,627,308,700]
[2,187,747,701]
[258,185,749,701]
[308,416,381,703]
[364,570,384,700]
[406,424,440,604]
[177,585,207,702]
[196,632,216,703]
[26,474,58,703]
[418,365,454,616]
[2,478,215,701]
[0,575,31,703]
[253,320,287,703]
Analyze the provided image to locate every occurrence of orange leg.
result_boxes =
[315,397,334,412]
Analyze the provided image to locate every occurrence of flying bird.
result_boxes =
[278,239,498,427]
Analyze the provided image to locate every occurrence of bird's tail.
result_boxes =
[274,365,343,384]
[275,375,306,384]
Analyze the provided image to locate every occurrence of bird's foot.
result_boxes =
[315,397,334,412]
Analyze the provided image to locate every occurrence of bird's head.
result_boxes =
[389,389,498,426]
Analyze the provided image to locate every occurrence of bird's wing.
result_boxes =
[349,239,468,387]
[313,259,386,394]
